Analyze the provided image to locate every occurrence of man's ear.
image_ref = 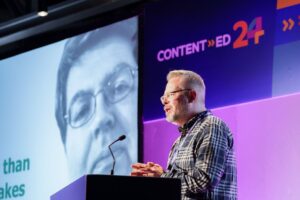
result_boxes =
[188,90,197,103]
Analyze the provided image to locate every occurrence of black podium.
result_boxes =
[51,175,181,200]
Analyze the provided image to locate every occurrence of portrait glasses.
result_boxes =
[65,65,137,128]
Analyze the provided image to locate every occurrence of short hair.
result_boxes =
[167,69,206,102]
[55,17,137,144]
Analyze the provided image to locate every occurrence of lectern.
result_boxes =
[51,175,181,200]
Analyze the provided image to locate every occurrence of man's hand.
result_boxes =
[131,162,164,177]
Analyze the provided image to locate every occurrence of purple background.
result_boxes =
[51,176,86,200]
[143,0,276,120]
[144,92,300,199]
[142,1,300,199]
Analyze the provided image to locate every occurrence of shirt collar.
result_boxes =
[178,110,209,136]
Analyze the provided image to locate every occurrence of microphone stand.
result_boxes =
[108,135,126,175]
[108,142,116,175]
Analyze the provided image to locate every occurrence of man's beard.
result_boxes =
[166,112,179,123]
[166,107,187,124]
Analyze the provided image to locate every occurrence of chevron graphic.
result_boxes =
[282,18,295,31]
[207,39,215,47]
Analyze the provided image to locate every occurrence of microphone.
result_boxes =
[108,134,126,175]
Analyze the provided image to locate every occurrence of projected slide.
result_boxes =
[0,16,138,200]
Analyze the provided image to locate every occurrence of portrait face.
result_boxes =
[162,77,190,126]
[64,35,138,180]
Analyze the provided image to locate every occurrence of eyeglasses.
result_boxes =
[65,65,137,128]
[160,89,191,103]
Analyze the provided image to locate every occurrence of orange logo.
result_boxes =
[233,17,265,49]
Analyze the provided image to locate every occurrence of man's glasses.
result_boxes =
[65,65,137,128]
[160,89,191,103]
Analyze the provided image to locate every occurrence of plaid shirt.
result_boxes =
[161,111,237,200]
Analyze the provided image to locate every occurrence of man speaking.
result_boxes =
[131,70,237,200]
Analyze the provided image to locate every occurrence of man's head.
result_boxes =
[161,69,206,126]
[55,17,138,179]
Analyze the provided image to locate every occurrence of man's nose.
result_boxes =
[161,97,169,105]
[92,94,115,139]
